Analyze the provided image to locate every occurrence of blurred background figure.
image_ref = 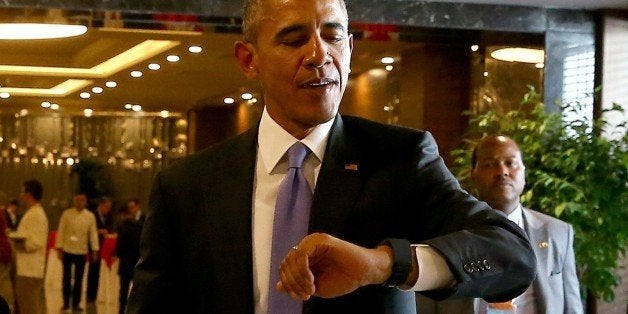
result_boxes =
[56,193,99,313]
[12,179,48,314]
[86,196,114,305]
[5,200,20,232]
[115,199,144,314]
[0,196,15,313]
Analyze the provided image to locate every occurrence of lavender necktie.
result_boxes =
[268,142,312,314]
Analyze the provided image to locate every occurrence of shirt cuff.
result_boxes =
[403,244,455,291]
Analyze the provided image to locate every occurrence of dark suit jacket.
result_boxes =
[116,217,143,278]
[417,207,583,314]
[128,115,536,314]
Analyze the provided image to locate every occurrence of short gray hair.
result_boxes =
[242,0,348,43]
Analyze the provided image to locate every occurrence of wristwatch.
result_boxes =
[380,238,412,287]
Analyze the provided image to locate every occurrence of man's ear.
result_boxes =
[235,41,258,79]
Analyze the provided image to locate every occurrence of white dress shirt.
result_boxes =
[253,108,453,314]
[13,203,49,278]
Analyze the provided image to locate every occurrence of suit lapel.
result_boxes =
[309,115,364,236]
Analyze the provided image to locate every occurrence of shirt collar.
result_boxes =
[258,107,334,174]
[506,203,524,229]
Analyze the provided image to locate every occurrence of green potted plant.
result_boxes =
[451,88,627,309]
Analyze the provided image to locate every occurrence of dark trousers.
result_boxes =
[62,252,86,308]
[86,258,101,302]
[119,273,132,314]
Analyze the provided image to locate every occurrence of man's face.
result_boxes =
[241,0,352,137]
[100,201,112,215]
[128,201,139,215]
[74,194,87,210]
[471,137,526,212]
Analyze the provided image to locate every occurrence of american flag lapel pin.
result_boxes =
[344,163,359,171]
[538,241,549,249]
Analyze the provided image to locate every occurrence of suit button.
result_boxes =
[483,259,491,270]
[463,263,474,273]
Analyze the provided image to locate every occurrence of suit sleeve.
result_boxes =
[407,132,536,302]
[562,224,583,314]
[126,173,180,313]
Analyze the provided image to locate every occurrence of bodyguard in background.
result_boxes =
[419,135,583,313]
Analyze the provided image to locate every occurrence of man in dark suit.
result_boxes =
[86,197,113,304]
[116,201,143,314]
[127,0,536,313]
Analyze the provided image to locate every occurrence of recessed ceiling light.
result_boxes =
[166,55,180,62]
[105,81,117,88]
[80,92,91,99]
[491,47,545,64]
[381,57,394,65]
[385,65,393,71]
[50,103,59,110]
[84,109,93,117]
[241,93,253,100]
[92,87,103,93]
[132,104,142,112]
[41,101,51,108]
[19,109,28,116]
[188,46,202,53]
[124,103,133,110]
[160,110,169,118]
[224,97,235,104]
[535,63,545,69]
[471,45,479,52]
[0,23,87,40]
[148,63,161,70]
[0,92,9,99]
[131,70,143,78]
[483,71,489,77]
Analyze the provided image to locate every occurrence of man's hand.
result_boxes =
[276,233,394,300]
[57,249,63,260]
[91,250,99,262]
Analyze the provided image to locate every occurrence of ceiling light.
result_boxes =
[41,101,51,108]
[106,81,117,88]
[84,109,93,117]
[131,70,143,78]
[0,23,87,40]
[250,98,258,104]
[189,46,203,53]
[385,65,393,71]
[0,92,9,99]
[224,97,235,104]
[148,63,161,70]
[471,45,479,52]
[80,92,91,99]
[381,57,395,64]
[160,110,170,118]
[483,71,489,77]
[20,109,28,116]
[92,87,103,93]
[491,47,545,64]
[167,55,180,62]
[0,79,92,97]
[50,103,59,110]
[132,105,142,112]
[535,63,545,69]
[124,103,133,110]
[241,93,253,100]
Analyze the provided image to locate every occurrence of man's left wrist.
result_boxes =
[379,238,413,287]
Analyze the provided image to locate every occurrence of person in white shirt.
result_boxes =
[56,193,99,313]
[12,179,48,314]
